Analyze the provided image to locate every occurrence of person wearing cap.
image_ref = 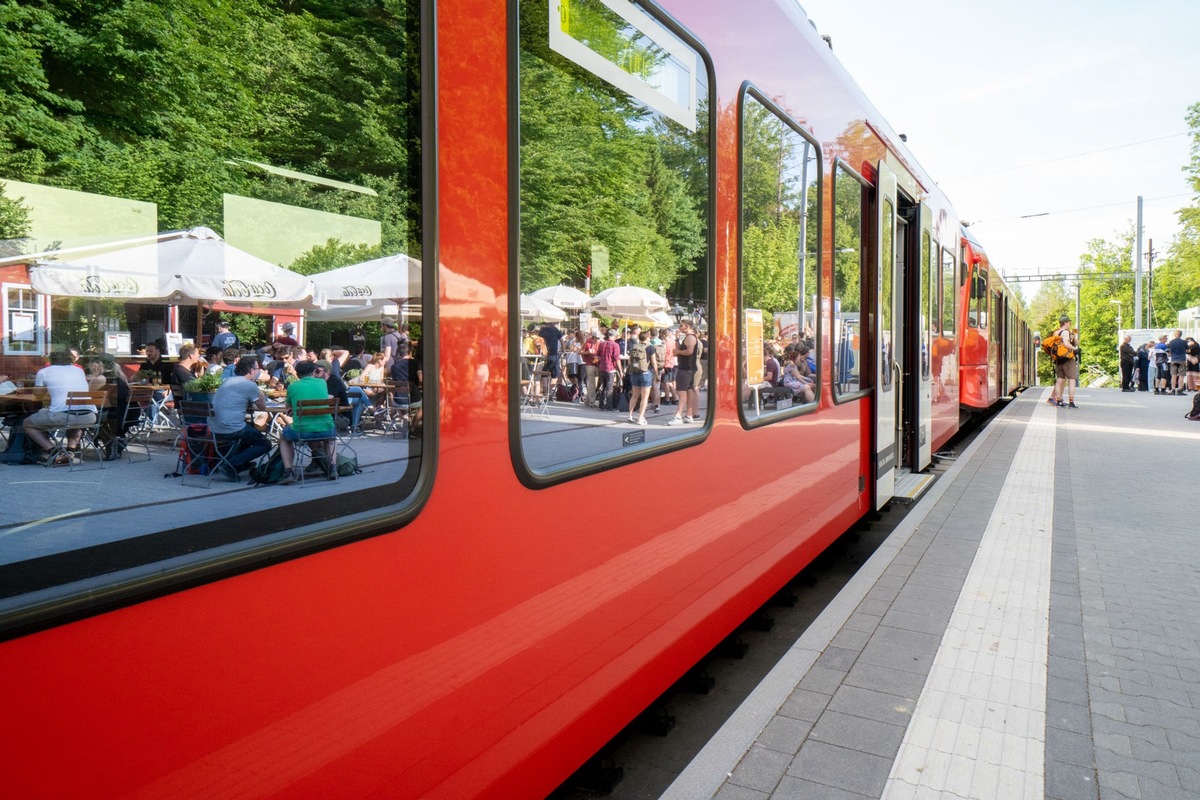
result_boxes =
[380,316,402,371]
[273,322,299,348]
[212,319,238,351]
[1153,334,1170,394]
[1049,314,1079,408]
[595,328,623,411]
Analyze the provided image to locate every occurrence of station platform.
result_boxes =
[662,386,1200,800]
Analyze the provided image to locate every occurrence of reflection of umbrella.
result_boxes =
[589,285,669,319]
[612,310,674,327]
[529,285,590,310]
[310,253,420,301]
[30,227,316,307]
[520,294,567,322]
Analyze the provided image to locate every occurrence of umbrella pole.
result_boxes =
[196,301,204,348]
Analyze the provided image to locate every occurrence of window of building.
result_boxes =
[0,0,429,632]
[515,0,713,480]
[738,88,820,423]
[832,162,869,399]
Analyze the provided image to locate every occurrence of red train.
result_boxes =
[0,1,1028,797]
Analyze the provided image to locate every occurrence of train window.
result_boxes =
[737,88,821,424]
[514,0,713,480]
[0,1,429,633]
[921,231,932,380]
[832,162,869,399]
[940,247,957,377]
[880,198,895,390]
[970,267,988,328]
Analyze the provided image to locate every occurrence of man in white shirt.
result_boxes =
[24,350,95,461]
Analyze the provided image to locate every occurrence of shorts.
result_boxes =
[629,370,652,388]
[676,368,696,391]
[281,426,336,442]
[26,408,97,430]
[1170,361,1187,377]
[1053,359,1077,381]
[660,367,676,382]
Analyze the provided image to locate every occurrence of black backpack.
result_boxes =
[248,447,287,485]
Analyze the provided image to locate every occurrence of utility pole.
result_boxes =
[1134,196,1143,329]
[1146,239,1156,327]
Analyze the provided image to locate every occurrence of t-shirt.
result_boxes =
[539,325,564,357]
[380,331,402,368]
[34,364,91,412]
[212,331,238,350]
[390,358,423,402]
[287,376,333,432]
[170,363,195,391]
[1167,337,1187,362]
[211,376,263,435]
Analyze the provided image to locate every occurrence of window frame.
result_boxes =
[3,283,48,357]
[830,159,872,405]
[735,83,823,430]
[508,0,718,489]
[0,0,439,641]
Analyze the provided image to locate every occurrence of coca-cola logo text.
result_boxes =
[80,275,140,295]
[222,280,277,299]
[340,285,373,298]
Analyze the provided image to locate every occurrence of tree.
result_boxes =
[1151,101,1200,324]
[1076,229,1136,378]
[0,180,32,254]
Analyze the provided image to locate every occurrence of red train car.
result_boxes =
[0,1,1025,797]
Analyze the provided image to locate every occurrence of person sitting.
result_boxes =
[782,353,815,405]
[317,358,369,434]
[23,350,95,464]
[170,344,201,394]
[210,355,272,481]
[389,340,424,435]
[278,360,337,484]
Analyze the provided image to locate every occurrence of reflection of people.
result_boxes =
[380,317,402,370]
[667,319,699,425]
[389,341,424,434]
[24,351,95,464]
[212,319,238,350]
[273,322,299,348]
[211,356,271,481]
[279,360,337,484]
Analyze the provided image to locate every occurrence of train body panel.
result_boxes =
[0,1,1025,797]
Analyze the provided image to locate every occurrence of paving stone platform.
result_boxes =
[662,386,1200,800]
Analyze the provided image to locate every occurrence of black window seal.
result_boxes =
[0,0,440,642]
[507,0,718,489]
[736,83,823,430]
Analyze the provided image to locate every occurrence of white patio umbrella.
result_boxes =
[519,294,567,322]
[30,226,317,307]
[529,284,590,310]
[588,285,670,319]
[310,253,421,302]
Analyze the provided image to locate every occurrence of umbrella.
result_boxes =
[588,285,670,319]
[29,227,317,307]
[520,294,567,322]
[310,253,421,302]
[529,285,590,310]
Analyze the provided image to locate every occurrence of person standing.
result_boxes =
[1050,314,1079,408]
[1167,329,1188,394]
[272,322,299,348]
[595,329,623,411]
[1186,336,1200,392]
[212,319,238,351]
[379,317,403,371]
[1136,340,1150,391]
[1118,334,1136,392]
[667,319,700,425]
[581,331,600,406]
[538,319,565,382]
[626,330,656,425]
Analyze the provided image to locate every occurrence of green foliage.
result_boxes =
[0,180,32,252]
[183,371,223,393]
[1152,101,1200,322]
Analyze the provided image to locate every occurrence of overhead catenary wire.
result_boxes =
[947,131,1191,181]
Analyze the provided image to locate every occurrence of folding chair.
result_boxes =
[381,380,412,438]
[291,398,339,483]
[174,401,240,487]
[120,384,157,462]
[48,391,108,470]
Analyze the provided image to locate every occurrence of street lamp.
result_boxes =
[1109,299,1122,333]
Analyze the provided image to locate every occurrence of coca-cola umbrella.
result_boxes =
[528,284,590,310]
[307,253,421,321]
[29,227,317,308]
[588,285,670,320]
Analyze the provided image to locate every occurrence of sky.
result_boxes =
[794,0,1200,297]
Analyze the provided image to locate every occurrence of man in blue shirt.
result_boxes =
[210,355,271,481]
[1167,330,1188,395]
[212,319,238,351]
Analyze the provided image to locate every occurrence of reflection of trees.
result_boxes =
[832,166,864,313]
[0,0,420,256]
[518,0,706,293]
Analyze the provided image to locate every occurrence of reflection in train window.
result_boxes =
[515,0,712,477]
[738,89,820,423]
[832,163,869,399]
[921,231,932,379]
[0,1,426,616]
[937,247,958,398]
[880,198,895,390]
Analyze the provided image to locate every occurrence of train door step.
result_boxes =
[892,468,935,505]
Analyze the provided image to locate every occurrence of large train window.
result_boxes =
[0,1,431,635]
[513,0,714,481]
[832,162,869,400]
[737,87,821,425]
[940,246,957,378]
[921,231,932,379]
[969,266,988,328]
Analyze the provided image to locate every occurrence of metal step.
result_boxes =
[892,468,935,505]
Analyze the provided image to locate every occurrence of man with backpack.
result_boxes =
[1047,314,1079,408]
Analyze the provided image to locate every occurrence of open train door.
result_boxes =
[873,161,898,509]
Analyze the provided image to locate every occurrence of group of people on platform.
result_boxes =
[1118,330,1200,398]
[523,319,706,425]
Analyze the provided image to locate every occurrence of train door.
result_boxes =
[908,205,933,471]
[874,161,898,509]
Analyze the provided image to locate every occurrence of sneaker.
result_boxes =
[1045,398,1057,406]
[666,416,685,426]
[1056,400,1066,407]
[636,418,648,425]
[1068,401,1078,408]
[683,416,695,423]
[280,466,300,486]
[325,462,338,481]
[220,463,239,483]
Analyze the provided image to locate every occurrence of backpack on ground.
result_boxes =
[555,380,579,402]
[248,447,287,485]
[628,341,649,373]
